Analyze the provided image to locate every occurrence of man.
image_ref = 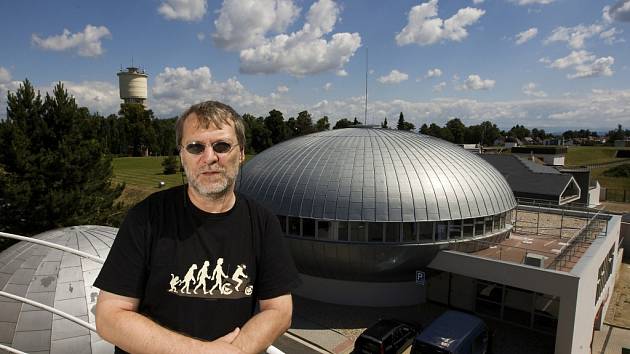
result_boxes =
[94,101,300,354]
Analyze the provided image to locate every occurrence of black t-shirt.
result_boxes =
[94,185,300,352]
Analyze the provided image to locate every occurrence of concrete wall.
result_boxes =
[569,214,620,353]
[589,182,601,207]
[294,274,427,307]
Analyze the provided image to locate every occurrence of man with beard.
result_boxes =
[94,101,300,354]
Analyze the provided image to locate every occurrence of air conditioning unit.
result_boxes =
[524,253,547,268]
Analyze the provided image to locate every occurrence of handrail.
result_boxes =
[0,231,104,263]
[0,291,96,331]
[0,344,27,354]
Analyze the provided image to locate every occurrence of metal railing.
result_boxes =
[0,231,285,354]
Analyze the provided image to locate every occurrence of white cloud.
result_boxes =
[213,0,300,51]
[31,25,111,57]
[568,56,615,79]
[458,74,495,90]
[197,32,206,41]
[433,81,447,92]
[0,67,11,83]
[158,0,207,21]
[323,82,333,91]
[395,0,485,46]
[236,0,361,76]
[547,50,615,79]
[426,68,443,78]
[604,0,630,23]
[599,27,623,45]
[336,69,348,77]
[151,66,282,117]
[522,82,547,97]
[377,70,409,84]
[61,81,120,114]
[276,85,289,93]
[549,50,594,69]
[515,27,538,45]
[512,0,555,5]
[544,24,604,49]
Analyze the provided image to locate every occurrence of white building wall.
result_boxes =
[589,182,601,207]
[569,215,620,353]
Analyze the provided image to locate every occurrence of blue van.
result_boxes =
[410,311,489,354]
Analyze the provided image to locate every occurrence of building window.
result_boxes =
[418,222,434,242]
[493,214,501,232]
[449,220,462,239]
[436,222,448,241]
[338,221,348,241]
[302,218,315,238]
[463,218,475,237]
[385,223,401,242]
[350,222,367,242]
[402,223,417,242]
[288,217,300,236]
[485,216,493,234]
[475,217,485,236]
[278,215,287,233]
[317,221,330,239]
[500,213,506,229]
[368,223,384,242]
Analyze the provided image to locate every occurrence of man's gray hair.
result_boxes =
[176,101,246,151]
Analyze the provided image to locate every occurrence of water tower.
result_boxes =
[117,66,148,107]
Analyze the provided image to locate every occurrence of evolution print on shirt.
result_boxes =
[168,257,253,300]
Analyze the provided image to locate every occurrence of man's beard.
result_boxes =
[184,163,237,200]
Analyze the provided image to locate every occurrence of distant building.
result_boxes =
[512,146,567,166]
[117,66,148,107]
[614,139,630,147]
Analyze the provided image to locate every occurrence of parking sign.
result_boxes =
[416,271,425,285]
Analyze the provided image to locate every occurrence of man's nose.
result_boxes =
[200,145,219,163]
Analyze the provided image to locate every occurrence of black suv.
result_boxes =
[354,319,419,354]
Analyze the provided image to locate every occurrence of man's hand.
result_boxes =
[96,290,244,354]
[231,294,293,354]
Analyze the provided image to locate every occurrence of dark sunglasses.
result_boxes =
[182,141,238,155]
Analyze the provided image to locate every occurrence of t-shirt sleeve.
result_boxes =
[93,204,150,298]
[256,211,301,300]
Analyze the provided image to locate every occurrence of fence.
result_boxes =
[600,188,630,203]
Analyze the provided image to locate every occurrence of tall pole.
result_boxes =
[364,47,368,125]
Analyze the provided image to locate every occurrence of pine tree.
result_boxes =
[0,81,124,234]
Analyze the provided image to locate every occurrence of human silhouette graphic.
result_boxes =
[193,261,211,294]
[168,274,182,293]
[210,258,228,295]
[180,264,198,294]
[232,264,249,292]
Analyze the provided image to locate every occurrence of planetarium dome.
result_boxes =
[0,226,115,354]
[239,127,517,306]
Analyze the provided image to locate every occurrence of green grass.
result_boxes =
[565,146,630,166]
[591,165,630,190]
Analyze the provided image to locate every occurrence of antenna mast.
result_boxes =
[364,47,368,125]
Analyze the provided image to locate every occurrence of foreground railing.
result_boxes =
[0,231,285,354]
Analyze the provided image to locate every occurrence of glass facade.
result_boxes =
[277,210,513,244]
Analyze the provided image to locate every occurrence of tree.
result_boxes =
[396,112,414,131]
[264,109,289,144]
[162,154,179,174]
[381,117,388,129]
[509,124,530,140]
[353,117,362,125]
[419,123,429,135]
[242,114,272,153]
[0,81,124,234]
[119,103,157,156]
[333,118,353,129]
[316,116,330,131]
[295,110,315,136]
[445,118,466,144]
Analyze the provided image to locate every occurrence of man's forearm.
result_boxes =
[97,308,240,354]
[232,308,291,354]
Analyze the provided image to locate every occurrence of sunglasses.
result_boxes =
[182,141,238,155]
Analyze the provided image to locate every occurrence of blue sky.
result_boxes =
[1,0,629,131]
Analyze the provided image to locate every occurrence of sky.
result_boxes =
[1,0,630,131]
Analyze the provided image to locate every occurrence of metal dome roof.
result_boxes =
[239,128,516,222]
[0,226,115,354]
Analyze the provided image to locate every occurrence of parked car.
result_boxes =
[354,319,419,354]
[411,311,489,354]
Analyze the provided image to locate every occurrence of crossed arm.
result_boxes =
[95,290,293,354]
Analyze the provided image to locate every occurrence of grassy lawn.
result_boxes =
[565,146,630,166]
[591,165,630,190]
